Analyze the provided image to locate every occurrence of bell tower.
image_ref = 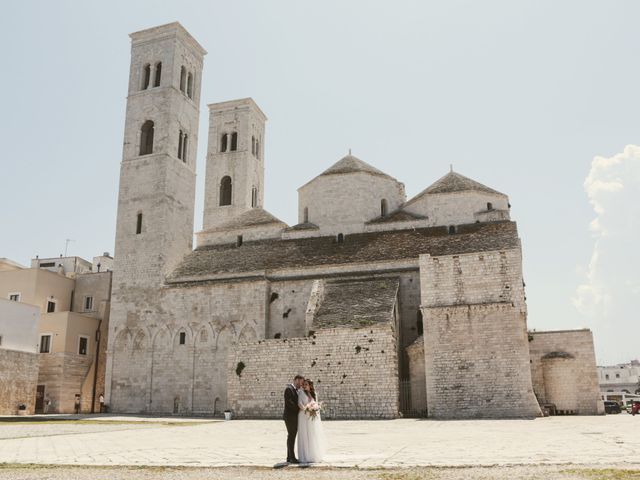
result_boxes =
[113,22,206,287]
[202,98,267,229]
[106,23,206,411]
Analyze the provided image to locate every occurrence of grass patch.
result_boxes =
[564,468,640,480]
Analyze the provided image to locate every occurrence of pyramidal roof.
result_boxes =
[407,170,506,205]
[206,208,287,232]
[301,154,398,189]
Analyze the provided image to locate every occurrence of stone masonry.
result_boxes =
[420,249,542,419]
[0,349,39,415]
[529,329,604,415]
[228,324,399,419]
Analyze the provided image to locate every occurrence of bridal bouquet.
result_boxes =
[304,400,325,420]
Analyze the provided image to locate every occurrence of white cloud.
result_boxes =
[573,145,640,363]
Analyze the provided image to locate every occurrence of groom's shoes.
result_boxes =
[288,458,300,464]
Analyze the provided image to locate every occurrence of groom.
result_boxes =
[283,374,305,464]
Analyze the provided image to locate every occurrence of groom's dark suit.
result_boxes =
[283,384,299,462]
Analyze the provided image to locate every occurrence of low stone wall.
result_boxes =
[529,329,603,415]
[227,324,399,419]
[0,349,39,415]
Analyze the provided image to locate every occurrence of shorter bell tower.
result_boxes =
[202,98,267,229]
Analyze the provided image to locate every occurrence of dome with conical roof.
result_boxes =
[297,154,406,235]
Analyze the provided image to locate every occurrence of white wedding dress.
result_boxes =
[297,390,326,463]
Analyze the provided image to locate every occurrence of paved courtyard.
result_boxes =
[0,415,638,469]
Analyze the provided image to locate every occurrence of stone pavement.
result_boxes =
[0,415,638,468]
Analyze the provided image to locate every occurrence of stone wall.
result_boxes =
[420,249,541,419]
[108,280,266,414]
[404,190,509,228]
[0,349,39,415]
[529,329,603,415]
[298,171,406,236]
[37,353,94,414]
[227,324,400,419]
[406,336,427,415]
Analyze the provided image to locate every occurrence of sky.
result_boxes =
[1,1,639,365]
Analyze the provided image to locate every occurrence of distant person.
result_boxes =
[44,398,51,414]
[99,394,105,413]
[74,394,81,414]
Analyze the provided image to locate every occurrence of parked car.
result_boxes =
[604,401,621,414]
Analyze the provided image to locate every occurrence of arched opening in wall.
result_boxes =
[187,72,193,98]
[136,213,143,235]
[179,331,186,345]
[177,130,184,160]
[220,176,232,206]
[236,235,243,247]
[154,62,162,87]
[180,66,186,92]
[381,199,388,217]
[487,202,493,211]
[220,134,228,153]
[337,233,344,243]
[213,397,220,414]
[448,225,456,235]
[255,139,260,158]
[139,120,154,155]
[141,64,151,90]
[230,132,238,151]
[251,136,256,155]
[251,187,258,208]
[303,207,309,223]
[416,310,424,336]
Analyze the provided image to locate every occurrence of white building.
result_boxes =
[599,360,640,394]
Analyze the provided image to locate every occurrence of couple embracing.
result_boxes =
[283,375,326,464]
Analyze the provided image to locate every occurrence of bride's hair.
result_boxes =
[305,380,316,400]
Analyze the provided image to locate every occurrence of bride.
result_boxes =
[297,379,326,463]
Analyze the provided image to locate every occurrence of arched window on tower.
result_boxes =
[255,138,260,158]
[251,187,258,208]
[251,136,256,155]
[220,134,228,153]
[177,130,183,159]
[187,72,193,98]
[303,207,309,223]
[154,62,162,87]
[381,199,388,217]
[230,132,238,151]
[417,309,424,336]
[142,64,151,90]
[220,176,232,206]
[139,121,154,155]
[180,66,186,92]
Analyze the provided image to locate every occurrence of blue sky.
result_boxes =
[1,1,639,364]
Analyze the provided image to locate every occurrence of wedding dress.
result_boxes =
[297,390,326,463]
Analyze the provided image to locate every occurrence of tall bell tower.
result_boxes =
[113,22,205,285]
[201,98,267,229]
[106,23,206,410]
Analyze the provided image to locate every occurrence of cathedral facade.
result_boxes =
[105,23,602,419]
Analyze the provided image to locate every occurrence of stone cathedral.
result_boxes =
[106,22,602,419]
